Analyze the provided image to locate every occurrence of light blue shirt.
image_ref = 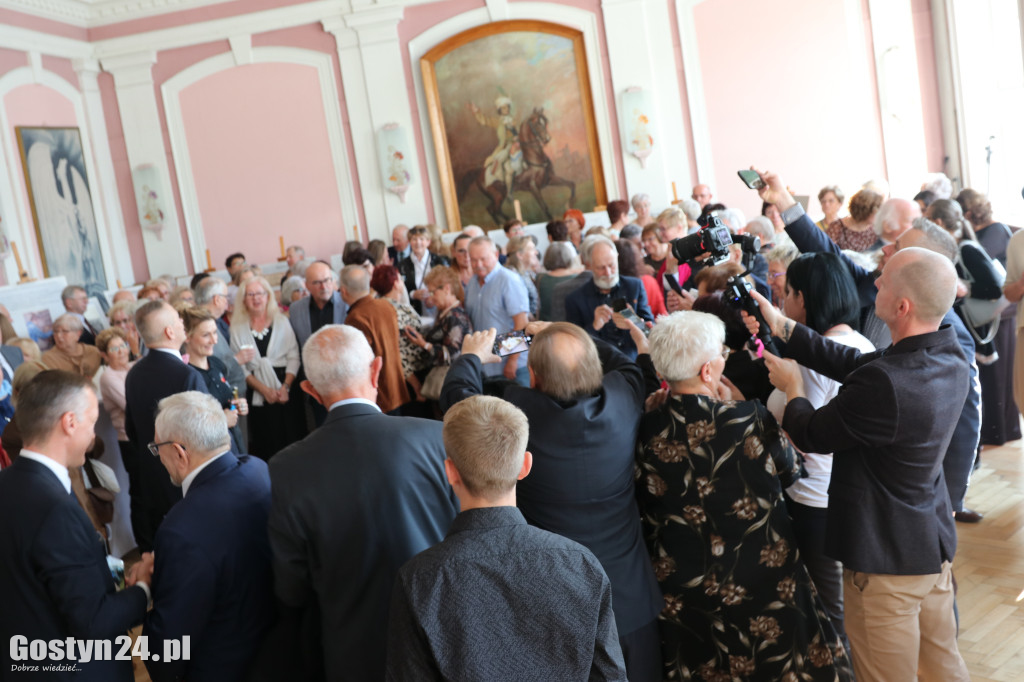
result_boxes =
[464,265,530,376]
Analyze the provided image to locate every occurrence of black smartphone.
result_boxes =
[737,169,765,190]
[493,330,532,356]
[610,298,649,335]
[665,274,685,297]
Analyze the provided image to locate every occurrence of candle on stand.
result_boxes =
[513,199,522,223]
[279,236,286,258]
[205,248,213,271]
[671,181,678,202]
[353,225,360,243]
[11,241,26,279]
[116,279,122,289]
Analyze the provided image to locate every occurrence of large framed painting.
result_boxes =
[422,20,607,231]
[16,126,107,296]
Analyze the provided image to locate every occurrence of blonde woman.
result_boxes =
[229,276,301,460]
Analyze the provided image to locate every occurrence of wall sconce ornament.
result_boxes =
[378,123,414,203]
[132,164,165,240]
[622,87,654,168]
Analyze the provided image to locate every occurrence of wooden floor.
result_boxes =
[956,436,1024,682]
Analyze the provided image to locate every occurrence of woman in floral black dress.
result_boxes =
[636,311,853,682]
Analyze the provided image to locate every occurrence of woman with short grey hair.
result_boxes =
[636,311,853,681]
[537,242,583,321]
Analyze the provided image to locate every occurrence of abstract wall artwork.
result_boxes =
[16,127,107,296]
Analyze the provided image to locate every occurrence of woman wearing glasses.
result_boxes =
[635,311,853,682]
[230,276,301,460]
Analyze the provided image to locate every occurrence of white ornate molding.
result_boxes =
[161,46,360,272]
[0,0,234,28]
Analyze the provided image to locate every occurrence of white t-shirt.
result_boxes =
[766,328,875,508]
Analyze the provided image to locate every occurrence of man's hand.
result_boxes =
[593,305,614,331]
[461,328,501,364]
[764,351,804,398]
[524,320,551,337]
[665,289,694,313]
[126,552,155,588]
[740,289,792,341]
[751,167,797,212]
[503,356,518,380]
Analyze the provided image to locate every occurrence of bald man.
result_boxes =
[872,197,921,258]
[125,301,211,551]
[440,322,663,682]
[691,183,713,208]
[751,247,971,682]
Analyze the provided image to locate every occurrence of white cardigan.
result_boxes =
[229,315,301,406]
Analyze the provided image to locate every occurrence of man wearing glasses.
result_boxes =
[143,391,273,682]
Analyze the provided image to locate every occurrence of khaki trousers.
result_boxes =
[843,561,969,682]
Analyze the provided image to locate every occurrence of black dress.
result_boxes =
[248,333,302,460]
[636,393,853,681]
[975,223,1021,445]
[192,355,243,454]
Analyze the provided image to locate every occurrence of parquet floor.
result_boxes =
[955,437,1024,682]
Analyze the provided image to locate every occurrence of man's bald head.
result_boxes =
[527,323,603,401]
[135,300,185,348]
[882,247,958,324]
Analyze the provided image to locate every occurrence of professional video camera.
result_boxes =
[669,212,778,355]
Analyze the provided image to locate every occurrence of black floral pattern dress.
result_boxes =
[636,393,854,682]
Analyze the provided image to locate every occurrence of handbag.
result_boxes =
[420,346,451,401]
[956,241,1010,345]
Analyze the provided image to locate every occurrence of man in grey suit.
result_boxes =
[268,324,458,681]
[289,261,347,428]
[548,237,599,321]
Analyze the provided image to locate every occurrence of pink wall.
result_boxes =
[177,61,345,267]
[0,7,86,40]
[911,0,945,173]
[3,83,79,278]
[693,0,887,222]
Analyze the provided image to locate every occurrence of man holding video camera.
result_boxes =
[565,236,653,360]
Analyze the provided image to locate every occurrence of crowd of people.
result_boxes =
[0,167,1018,681]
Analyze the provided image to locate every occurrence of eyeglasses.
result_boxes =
[768,272,786,280]
[309,278,334,287]
[720,347,732,361]
[148,441,186,457]
[106,343,129,352]
[244,292,267,299]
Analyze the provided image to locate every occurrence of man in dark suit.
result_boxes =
[268,324,459,681]
[440,322,662,682]
[0,371,152,681]
[125,300,209,552]
[62,284,100,345]
[143,391,274,682]
[388,223,410,265]
[565,236,652,359]
[752,246,971,682]
[289,261,347,428]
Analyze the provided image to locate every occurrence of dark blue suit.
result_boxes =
[267,402,459,681]
[0,457,147,681]
[564,275,653,359]
[143,453,274,682]
[784,210,981,512]
[124,349,209,551]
